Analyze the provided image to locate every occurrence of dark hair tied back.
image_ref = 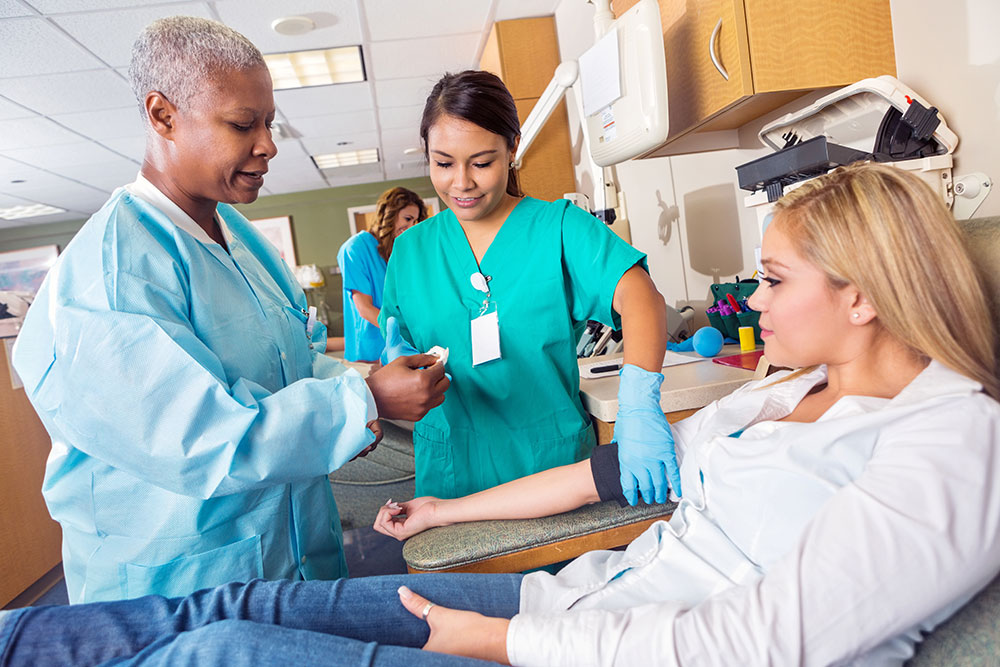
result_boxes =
[420,70,523,197]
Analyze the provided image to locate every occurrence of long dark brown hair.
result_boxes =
[419,70,523,197]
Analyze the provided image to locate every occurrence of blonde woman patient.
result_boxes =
[371,162,1000,665]
[4,163,998,666]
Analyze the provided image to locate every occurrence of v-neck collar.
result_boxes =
[444,196,533,272]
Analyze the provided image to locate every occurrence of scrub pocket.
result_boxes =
[413,423,458,499]
[124,534,263,599]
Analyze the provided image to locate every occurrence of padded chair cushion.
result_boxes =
[329,420,415,530]
[403,500,675,571]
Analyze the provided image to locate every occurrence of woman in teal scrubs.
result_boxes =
[380,70,681,504]
[338,187,427,362]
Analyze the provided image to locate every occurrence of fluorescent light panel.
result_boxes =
[312,148,379,169]
[0,203,66,220]
[264,46,365,90]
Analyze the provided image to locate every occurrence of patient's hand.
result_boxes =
[373,496,440,540]
[397,585,510,664]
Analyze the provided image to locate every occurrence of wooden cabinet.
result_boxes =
[611,0,896,155]
[480,16,577,202]
[1,342,61,607]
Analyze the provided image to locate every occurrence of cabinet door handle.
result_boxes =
[709,18,729,81]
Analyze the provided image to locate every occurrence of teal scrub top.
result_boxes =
[380,197,645,498]
[12,187,375,603]
[337,231,387,362]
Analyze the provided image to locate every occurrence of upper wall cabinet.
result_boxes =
[480,16,577,202]
[610,0,896,155]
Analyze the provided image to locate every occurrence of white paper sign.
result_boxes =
[579,28,622,116]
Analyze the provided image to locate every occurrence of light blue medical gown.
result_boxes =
[336,231,386,362]
[12,189,375,603]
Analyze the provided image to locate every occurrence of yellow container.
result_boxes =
[738,326,756,352]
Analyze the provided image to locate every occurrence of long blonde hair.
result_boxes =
[369,187,428,261]
[771,162,998,399]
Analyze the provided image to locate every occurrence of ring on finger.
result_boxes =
[421,601,436,621]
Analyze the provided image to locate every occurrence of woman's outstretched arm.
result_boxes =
[374,459,599,540]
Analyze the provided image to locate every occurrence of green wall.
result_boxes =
[234,175,438,334]
[0,175,437,335]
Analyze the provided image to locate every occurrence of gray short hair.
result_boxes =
[129,16,266,122]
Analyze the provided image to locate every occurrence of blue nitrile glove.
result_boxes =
[613,364,682,505]
[380,316,420,365]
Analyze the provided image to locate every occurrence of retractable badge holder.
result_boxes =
[470,272,501,366]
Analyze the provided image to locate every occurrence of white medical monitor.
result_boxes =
[582,0,669,167]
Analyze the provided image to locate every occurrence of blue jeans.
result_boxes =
[0,574,523,666]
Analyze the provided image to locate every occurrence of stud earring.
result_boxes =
[509,161,515,169]
[852,312,861,319]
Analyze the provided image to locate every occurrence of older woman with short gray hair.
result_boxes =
[12,16,448,605]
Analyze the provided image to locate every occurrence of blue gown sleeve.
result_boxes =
[559,201,647,329]
[15,218,375,501]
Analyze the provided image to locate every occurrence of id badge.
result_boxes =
[470,303,501,366]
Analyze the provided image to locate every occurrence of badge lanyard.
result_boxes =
[470,271,501,366]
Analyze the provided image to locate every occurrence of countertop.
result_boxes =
[578,344,759,422]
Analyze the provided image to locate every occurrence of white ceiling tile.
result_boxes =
[0,96,37,121]
[215,0,362,54]
[25,0,195,12]
[99,136,146,161]
[0,117,86,150]
[377,103,422,130]
[379,127,421,153]
[288,110,377,139]
[495,0,560,22]
[374,75,439,109]
[4,177,109,211]
[0,1,33,18]
[0,17,105,76]
[0,69,134,115]
[0,157,51,182]
[363,0,491,41]
[0,211,85,230]
[52,2,215,68]
[0,192,37,208]
[326,163,383,180]
[264,170,327,192]
[3,141,128,169]
[299,132,380,156]
[383,161,428,180]
[274,82,373,117]
[49,159,140,191]
[369,34,480,79]
[50,106,145,140]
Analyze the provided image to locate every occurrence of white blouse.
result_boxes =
[508,361,1000,666]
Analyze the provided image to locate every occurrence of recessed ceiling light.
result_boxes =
[271,16,316,36]
[311,148,379,169]
[0,203,66,220]
[264,46,365,90]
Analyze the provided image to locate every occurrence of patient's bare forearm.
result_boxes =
[434,460,600,525]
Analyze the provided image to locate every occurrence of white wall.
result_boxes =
[553,0,1000,316]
